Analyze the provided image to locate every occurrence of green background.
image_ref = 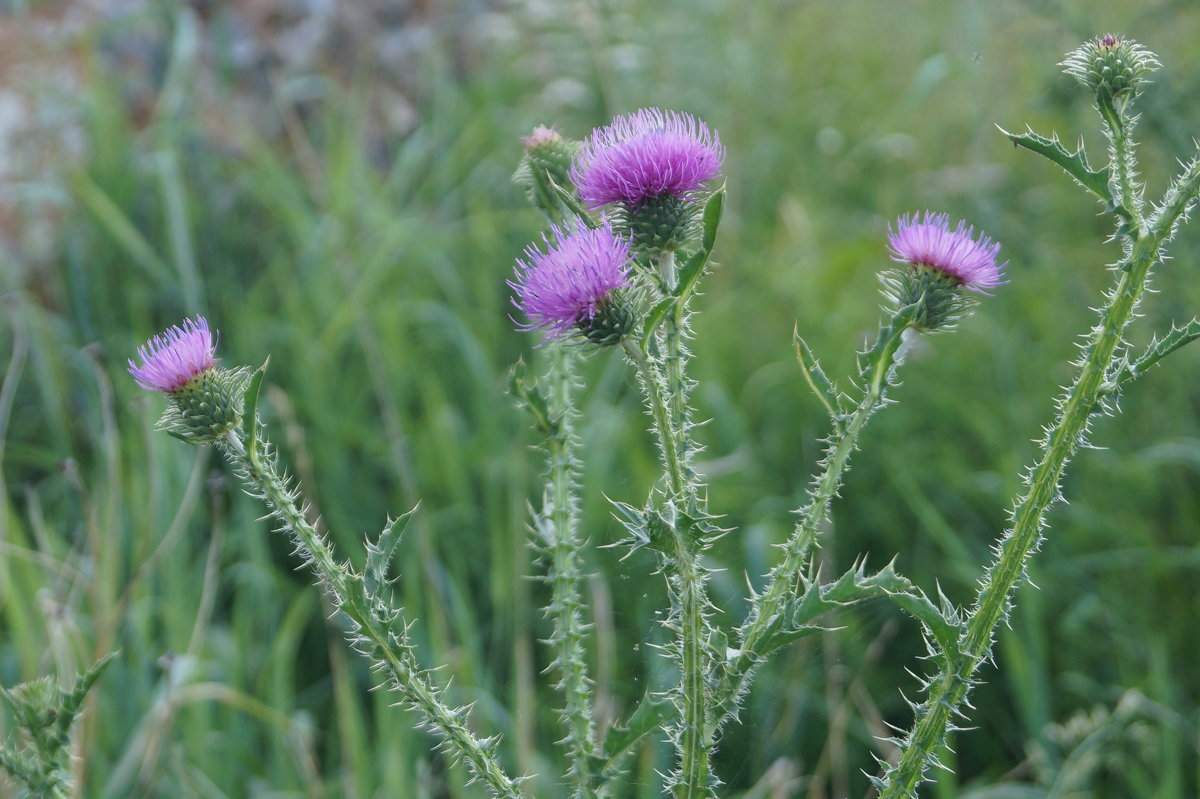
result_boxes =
[2,1,1199,796]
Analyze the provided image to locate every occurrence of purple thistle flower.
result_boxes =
[887,212,1007,293]
[572,108,724,209]
[129,316,219,393]
[510,220,633,342]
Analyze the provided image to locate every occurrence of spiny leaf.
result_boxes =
[608,499,673,554]
[794,330,843,426]
[674,188,726,305]
[365,507,417,595]
[508,358,557,438]
[640,296,676,352]
[550,178,598,228]
[999,126,1116,210]
[1124,317,1200,384]
[597,691,675,774]
[700,186,725,254]
[244,357,269,461]
[59,652,118,735]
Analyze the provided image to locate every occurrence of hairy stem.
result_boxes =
[660,251,701,511]
[622,339,687,498]
[621,335,715,797]
[879,231,1159,798]
[541,347,597,797]
[722,321,908,720]
[221,432,525,799]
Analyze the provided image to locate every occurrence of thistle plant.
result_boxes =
[0,655,115,799]
[124,34,1199,799]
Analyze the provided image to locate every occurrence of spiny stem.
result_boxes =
[1099,98,1142,218]
[659,251,701,511]
[621,331,715,797]
[673,548,714,799]
[723,321,908,720]
[542,347,597,797]
[622,338,686,499]
[221,432,525,799]
[879,107,1163,793]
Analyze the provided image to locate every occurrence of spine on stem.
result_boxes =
[513,349,597,797]
[880,37,1200,797]
[221,428,527,799]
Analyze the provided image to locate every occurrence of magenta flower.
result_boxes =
[128,317,218,393]
[571,108,724,209]
[510,220,633,343]
[886,212,1007,292]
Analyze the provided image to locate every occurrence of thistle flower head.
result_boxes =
[572,108,724,210]
[510,220,635,346]
[1061,34,1160,108]
[128,316,217,393]
[887,212,1006,293]
[883,212,1007,331]
[522,125,565,152]
[130,317,250,445]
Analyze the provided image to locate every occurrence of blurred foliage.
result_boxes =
[2,0,1199,797]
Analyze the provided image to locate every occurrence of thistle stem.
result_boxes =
[621,333,715,797]
[879,231,1159,798]
[622,338,687,498]
[221,432,525,799]
[660,251,699,510]
[722,321,908,719]
[673,552,713,799]
[542,347,597,797]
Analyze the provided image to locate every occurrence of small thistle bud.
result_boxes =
[5,676,60,733]
[513,125,580,217]
[128,317,250,444]
[510,219,637,347]
[1061,34,1160,111]
[883,212,1006,331]
[572,108,724,253]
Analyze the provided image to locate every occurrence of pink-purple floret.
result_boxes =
[129,316,218,392]
[510,221,632,341]
[572,108,724,209]
[887,212,1007,292]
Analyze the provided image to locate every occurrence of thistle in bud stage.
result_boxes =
[128,316,250,444]
[883,212,1006,330]
[510,219,637,346]
[1061,34,1160,112]
[572,107,724,253]
[513,125,580,217]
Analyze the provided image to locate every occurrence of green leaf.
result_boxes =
[673,188,726,305]
[58,651,118,737]
[608,499,673,555]
[639,297,675,352]
[597,691,675,773]
[508,358,556,437]
[700,187,725,254]
[856,562,963,664]
[365,507,417,595]
[243,358,270,462]
[550,178,598,228]
[999,126,1115,209]
[1124,317,1200,384]
[794,330,843,425]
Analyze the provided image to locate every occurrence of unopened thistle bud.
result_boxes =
[510,219,637,347]
[128,317,250,444]
[513,125,580,217]
[882,212,1006,331]
[572,108,724,254]
[1061,34,1160,112]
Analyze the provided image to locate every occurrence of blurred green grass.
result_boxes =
[2,0,1200,796]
